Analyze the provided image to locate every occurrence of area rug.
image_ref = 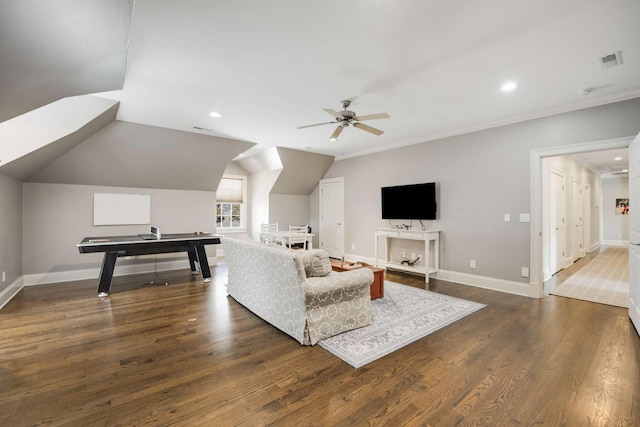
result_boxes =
[318,281,485,368]
[551,246,628,308]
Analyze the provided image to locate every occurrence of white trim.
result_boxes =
[602,239,629,246]
[22,256,218,286]
[437,270,532,297]
[530,136,634,299]
[0,277,24,310]
[340,253,531,297]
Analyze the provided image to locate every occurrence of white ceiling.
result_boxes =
[104,0,640,162]
[1,0,639,173]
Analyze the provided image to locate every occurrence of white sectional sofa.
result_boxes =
[222,236,374,345]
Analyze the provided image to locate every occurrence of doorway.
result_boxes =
[531,136,633,297]
[319,177,345,259]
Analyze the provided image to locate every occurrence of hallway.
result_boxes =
[547,246,629,307]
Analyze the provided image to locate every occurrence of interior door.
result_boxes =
[628,132,640,335]
[550,170,566,275]
[319,177,344,259]
[571,178,584,262]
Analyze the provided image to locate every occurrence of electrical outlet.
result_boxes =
[401,251,406,258]
[351,244,355,251]
[519,213,530,223]
[504,213,510,222]
[2,271,5,282]
[521,267,529,278]
[470,260,476,269]
[411,252,416,260]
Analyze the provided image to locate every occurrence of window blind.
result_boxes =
[216,177,243,203]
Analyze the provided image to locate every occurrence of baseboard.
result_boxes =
[22,256,218,286]
[589,242,601,253]
[602,239,629,246]
[430,269,533,297]
[0,276,24,310]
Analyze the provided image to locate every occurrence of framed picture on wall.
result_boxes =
[616,198,629,215]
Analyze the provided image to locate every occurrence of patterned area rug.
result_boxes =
[551,246,629,308]
[318,281,485,368]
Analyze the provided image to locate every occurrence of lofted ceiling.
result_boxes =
[1,0,639,168]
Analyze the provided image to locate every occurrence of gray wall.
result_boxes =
[602,176,629,243]
[269,194,311,231]
[0,173,22,290]
[324,98,640,283]
[22,183,215,280]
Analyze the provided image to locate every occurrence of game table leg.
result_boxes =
[97,252,117,297]
[194,244,212,283]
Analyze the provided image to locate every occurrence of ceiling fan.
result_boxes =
[297,100,390,142]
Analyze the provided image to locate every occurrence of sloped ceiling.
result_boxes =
[0,95,119,180]
[0,0,132,123]
[28,120,255,191]
[271,148,334,195]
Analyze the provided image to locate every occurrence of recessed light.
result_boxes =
[501,81,517,92]
[209,111,222,118]
[614,156,622,161]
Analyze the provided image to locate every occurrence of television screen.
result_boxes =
[381,182,437,220]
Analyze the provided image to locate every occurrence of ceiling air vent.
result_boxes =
[599,51,623,69]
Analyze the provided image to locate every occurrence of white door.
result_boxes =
[319,177,344,259]
[550,170,566,275]
[628,132,640,335]
[571,178,584,262]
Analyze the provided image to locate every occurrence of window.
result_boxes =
[216,175,246,231]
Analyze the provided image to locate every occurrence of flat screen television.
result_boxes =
[381,182,437,220]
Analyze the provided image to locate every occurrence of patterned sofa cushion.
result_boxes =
[297,249,332,277]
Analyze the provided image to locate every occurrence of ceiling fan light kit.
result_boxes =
[298,100,390,142]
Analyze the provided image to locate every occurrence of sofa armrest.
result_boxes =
[302,268,374,304]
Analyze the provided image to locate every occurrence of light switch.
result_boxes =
[504,214,510,222]
[519,213,530,223]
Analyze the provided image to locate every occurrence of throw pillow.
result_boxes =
[299,250,332,277]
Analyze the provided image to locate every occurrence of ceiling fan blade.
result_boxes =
[297,121,335,129]
[353,122,384,136]
[329,125,344,141]
[323,109,344,119]
[354,112,390,121]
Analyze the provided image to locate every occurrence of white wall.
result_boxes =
[248,169,280,240]
[601,176,629,244]
[22,183,216,283]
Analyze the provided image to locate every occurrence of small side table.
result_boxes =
[330,260,385,300]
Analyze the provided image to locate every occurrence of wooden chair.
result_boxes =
[260,223,279,244]
[286,225,309,249]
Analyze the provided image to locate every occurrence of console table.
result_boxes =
[374,228,440,283]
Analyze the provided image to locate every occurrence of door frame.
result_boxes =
[530,136,633,298]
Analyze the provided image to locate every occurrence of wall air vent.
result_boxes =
[600,51,623,69]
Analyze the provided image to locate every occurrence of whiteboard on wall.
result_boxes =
[93,193,151,226]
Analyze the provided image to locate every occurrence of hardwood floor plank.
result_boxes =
[0,258,638,426]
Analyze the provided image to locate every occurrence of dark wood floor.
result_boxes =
[1,257,638,426]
